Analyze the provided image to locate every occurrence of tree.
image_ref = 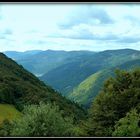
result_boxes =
[112,108,140,137]
[84,68,140,136]
[11,102,79,137]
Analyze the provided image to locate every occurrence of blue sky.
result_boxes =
[0,3,140,52]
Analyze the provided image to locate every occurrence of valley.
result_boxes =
[1,3,140,137]
[0,49,140,137]
[4,49,140,108]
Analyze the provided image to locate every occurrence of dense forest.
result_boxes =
[0,52,140,137]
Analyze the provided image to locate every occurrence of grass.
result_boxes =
[69,71,102,105]
[0,104,21,125]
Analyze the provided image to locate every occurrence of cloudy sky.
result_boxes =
[0,3,140,52]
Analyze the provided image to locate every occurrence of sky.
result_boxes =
[0,3,140,52]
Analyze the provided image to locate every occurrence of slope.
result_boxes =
[68,71,102,107]
[68,59,140,108]
[40,49,140,96]
[0,104,21,125]
[0,53,86,120]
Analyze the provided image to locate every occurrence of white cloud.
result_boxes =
[0,4,140,52]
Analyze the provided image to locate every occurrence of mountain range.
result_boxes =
[4,48,140,108]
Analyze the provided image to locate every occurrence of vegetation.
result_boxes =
[112,108,140,137]
[5,49,140,107]
[0,119,13,136]
[10,102,80,137]
[40,49,140,96]
[83,68,140,136]
[1,68,138,137]
[0,104,21,125]
[0,53,86,123]
[69,59,140,108]
[1,50,140,137]
[68,71,102,107]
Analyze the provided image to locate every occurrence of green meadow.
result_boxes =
[0,104,21,125]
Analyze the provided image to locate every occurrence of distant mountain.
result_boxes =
[68,59,140,108]
[4,50,96,76]
[0,53,86,120]
[40,49,140,96]
[4,50,42,60]
[4,49,140,108]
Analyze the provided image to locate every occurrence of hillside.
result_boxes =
[0,104,21,125]
[40,49,140,96]
[0,53,86,121]
[4,49,140,108]
[68,71,102,107]
[84,68,140,136]
[69,59,140,108]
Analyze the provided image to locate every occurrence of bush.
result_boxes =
[0,119,12,137]
[112,108,140,137]
[11,102,78,137]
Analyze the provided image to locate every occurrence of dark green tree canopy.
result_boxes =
[85,68,140,136]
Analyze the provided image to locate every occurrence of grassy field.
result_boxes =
[0,104,21,125]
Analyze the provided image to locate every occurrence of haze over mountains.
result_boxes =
[4,49,96,77]
[4,48,140,108]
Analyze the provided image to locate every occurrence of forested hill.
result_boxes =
[0,53,86,120]
[0,52,140,137]
[4,49,140,108]
[68,59,140,108]
[40,49,140,95]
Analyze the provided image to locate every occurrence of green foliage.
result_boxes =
[84,68,140,136]
[112,108,140,137]
[4,49,140,108]
[68,71,102,107]
[0,104,21,124]
[0,53,86,122]
[0,119,12,137]
[10,102,80,137]
[1,50,140,137]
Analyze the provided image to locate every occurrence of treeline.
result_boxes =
[0,68,140,137]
